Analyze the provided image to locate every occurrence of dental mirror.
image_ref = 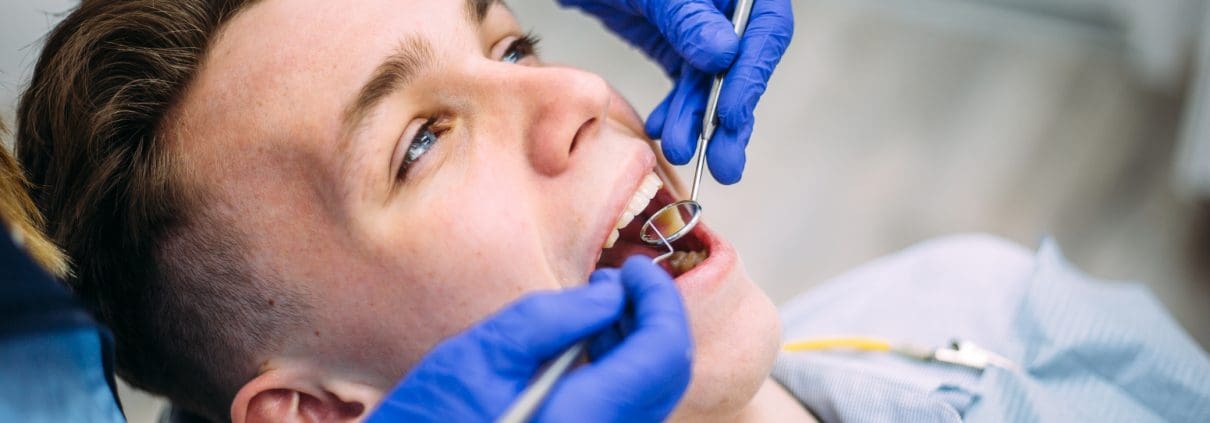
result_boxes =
[640,0,754,249]
[640,200,702,246]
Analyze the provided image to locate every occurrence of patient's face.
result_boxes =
[174,0,779,418]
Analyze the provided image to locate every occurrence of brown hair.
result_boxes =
[16,1,306,420]
[1,120,68,277]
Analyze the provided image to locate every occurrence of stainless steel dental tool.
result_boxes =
[498,3,757,422]
[639,0,756,248]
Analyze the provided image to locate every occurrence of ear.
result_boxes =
[230,365,385,423]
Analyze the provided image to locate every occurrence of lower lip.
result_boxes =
[672,219,734,292]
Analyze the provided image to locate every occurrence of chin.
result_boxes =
[672,253,782,420]
[604,229,780,419]
[590,151,782,419]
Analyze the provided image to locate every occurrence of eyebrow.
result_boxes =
[341,0,500,135]
[466,0,498,23]
[341,36,436,134]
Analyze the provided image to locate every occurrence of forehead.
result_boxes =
[184,0,485,141]
[166,0,509,229]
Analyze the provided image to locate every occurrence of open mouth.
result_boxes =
[595,172,710,277]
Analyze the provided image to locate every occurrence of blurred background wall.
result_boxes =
[3,0,1208,421]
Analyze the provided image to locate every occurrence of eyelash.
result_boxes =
[502,33,540,64]
[395,34,541,181]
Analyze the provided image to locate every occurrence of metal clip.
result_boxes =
[929,339,1019,371]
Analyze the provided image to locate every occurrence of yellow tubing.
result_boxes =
[782,337,893,353]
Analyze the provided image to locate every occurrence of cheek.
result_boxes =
[379,165,561,304]
[606,88,646,137]
[429,186,548,279]
[345,173,564,372]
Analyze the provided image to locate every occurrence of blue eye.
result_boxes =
[397,117,448,180]
[405,124,436,165]
[502,33,540,64]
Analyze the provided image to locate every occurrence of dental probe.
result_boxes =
[639,0,756,246]
[496,228,676,423]
[782,337,1020,371]
[692,0,755,201]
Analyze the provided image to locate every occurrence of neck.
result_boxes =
[673,378,817,422]
[734,378,817,422]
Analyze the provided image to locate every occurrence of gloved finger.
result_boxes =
[611,257,692,379]
[586,268,625,359]
[589,267,620,284]
[470,277,625,376]
[377,274,626,422]
[587,321,624,361]
[542,257,692,420]
[645,90,674,140]
[715,0,793,137]
[706,118,752,184]
[643,0,740,73]
[612,21,683,77]
[712,0,739,15]
[575,2,684,76]
[586,300,637,361]
[660,66,711,165]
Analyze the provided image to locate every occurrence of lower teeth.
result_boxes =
[666,250,708,275]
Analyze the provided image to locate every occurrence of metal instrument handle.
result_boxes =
[689,0,756,201]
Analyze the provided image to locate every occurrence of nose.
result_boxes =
[498,66,611,176]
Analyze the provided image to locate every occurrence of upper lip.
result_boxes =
[587,151,657,272]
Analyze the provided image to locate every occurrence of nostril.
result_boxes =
[570,117,597,154]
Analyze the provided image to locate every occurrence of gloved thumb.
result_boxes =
[644,0,739,74]
[462,276,626,378]
[368,278,627,422]
[537,257,692,421]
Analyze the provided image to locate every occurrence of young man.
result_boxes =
[17,0,801,421]
[19,0,1209,422]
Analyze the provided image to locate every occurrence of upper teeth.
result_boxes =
[603,172,662,249]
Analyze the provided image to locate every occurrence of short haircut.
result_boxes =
[16,1,308,420]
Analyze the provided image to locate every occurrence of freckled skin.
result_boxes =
[172,0,781,420]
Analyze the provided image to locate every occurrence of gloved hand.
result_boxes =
[367,257,692,422]
[559,0,794,184]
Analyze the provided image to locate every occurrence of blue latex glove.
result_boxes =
[559,0,794,184]
[367,257,692,422]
